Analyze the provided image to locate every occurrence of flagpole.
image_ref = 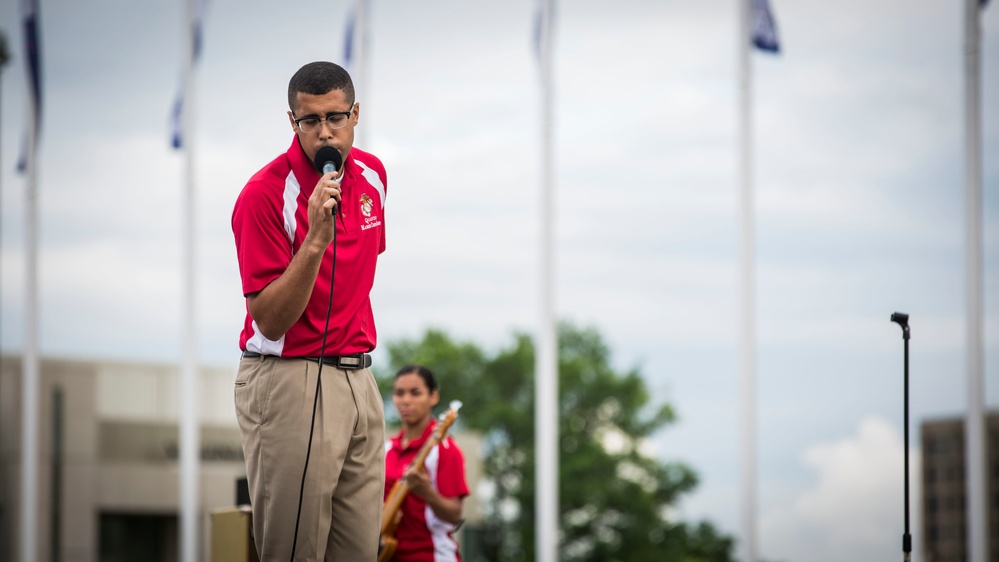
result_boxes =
[179,0,200,559]
[0,33,8,276]
[963,1,985,561]
[354,0,369,150]
[20,58,39,562]
[19,2,41,559]
[737,1,757,562]
[535,0,557,561]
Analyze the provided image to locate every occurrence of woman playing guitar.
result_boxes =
[382,365,469,561]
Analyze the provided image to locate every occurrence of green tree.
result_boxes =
[379,321,734,562]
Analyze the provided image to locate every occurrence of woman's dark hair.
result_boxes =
[288,61,355,112]
[394,364,438,393]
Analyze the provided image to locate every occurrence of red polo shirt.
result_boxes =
[232,137,387,357]
[385,421,470,562]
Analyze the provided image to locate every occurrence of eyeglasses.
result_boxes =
[293,106,354,133]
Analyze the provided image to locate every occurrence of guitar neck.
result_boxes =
[409,429,443,473]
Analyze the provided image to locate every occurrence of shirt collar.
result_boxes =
[391,419,438,452]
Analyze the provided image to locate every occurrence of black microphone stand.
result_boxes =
[890,312,911,562]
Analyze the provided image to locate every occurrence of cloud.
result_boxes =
[761,416,921,562]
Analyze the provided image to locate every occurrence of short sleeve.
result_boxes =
[435,437,470,499]
[232,179,295,296]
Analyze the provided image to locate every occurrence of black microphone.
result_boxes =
[313,146,343,176]
[891,312,910,340]
[313,146,343,214]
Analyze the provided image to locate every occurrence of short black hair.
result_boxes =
[287,61,355,112]
[394,364,439,394]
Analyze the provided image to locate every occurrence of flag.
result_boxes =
[170,0,206,149]
[170,96,184,149]
[532,2,542,62]
[751,0,780,53]
[343,5,356,68]
[532,0,554,66]
[17,0,42,173]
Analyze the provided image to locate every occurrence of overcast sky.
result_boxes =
[1,1,997,561]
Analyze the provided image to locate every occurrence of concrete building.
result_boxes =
[0,354,483,561]
[920,412,999,562]
[1,354,248,561]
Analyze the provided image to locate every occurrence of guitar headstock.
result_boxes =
[435,400,463,438]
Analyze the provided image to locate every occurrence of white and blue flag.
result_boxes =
[17,0,42,173]
[343,4,357,68]
[532,0,554,67]
[751,0,780,54]
[532,1,543,62]
[170,0,207,149]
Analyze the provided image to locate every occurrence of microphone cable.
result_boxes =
[289,199,340,562]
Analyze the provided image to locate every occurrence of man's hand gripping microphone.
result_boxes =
[313,146,344,215]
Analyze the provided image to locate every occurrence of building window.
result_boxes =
[99,512,177,562]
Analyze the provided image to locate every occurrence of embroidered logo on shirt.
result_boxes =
[359,193,382,231]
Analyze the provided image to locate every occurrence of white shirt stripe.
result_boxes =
[356,160,386,207]
[245,320,285,355]
[282,170,301,245]
[423,446,460,561]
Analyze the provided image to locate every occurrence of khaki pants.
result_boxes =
[235,355,385,561]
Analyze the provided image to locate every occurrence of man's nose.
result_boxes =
[318,120,337,137]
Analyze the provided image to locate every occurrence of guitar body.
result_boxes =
[377,536,397,562]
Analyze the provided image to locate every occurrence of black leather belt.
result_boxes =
[241,351,372,370]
